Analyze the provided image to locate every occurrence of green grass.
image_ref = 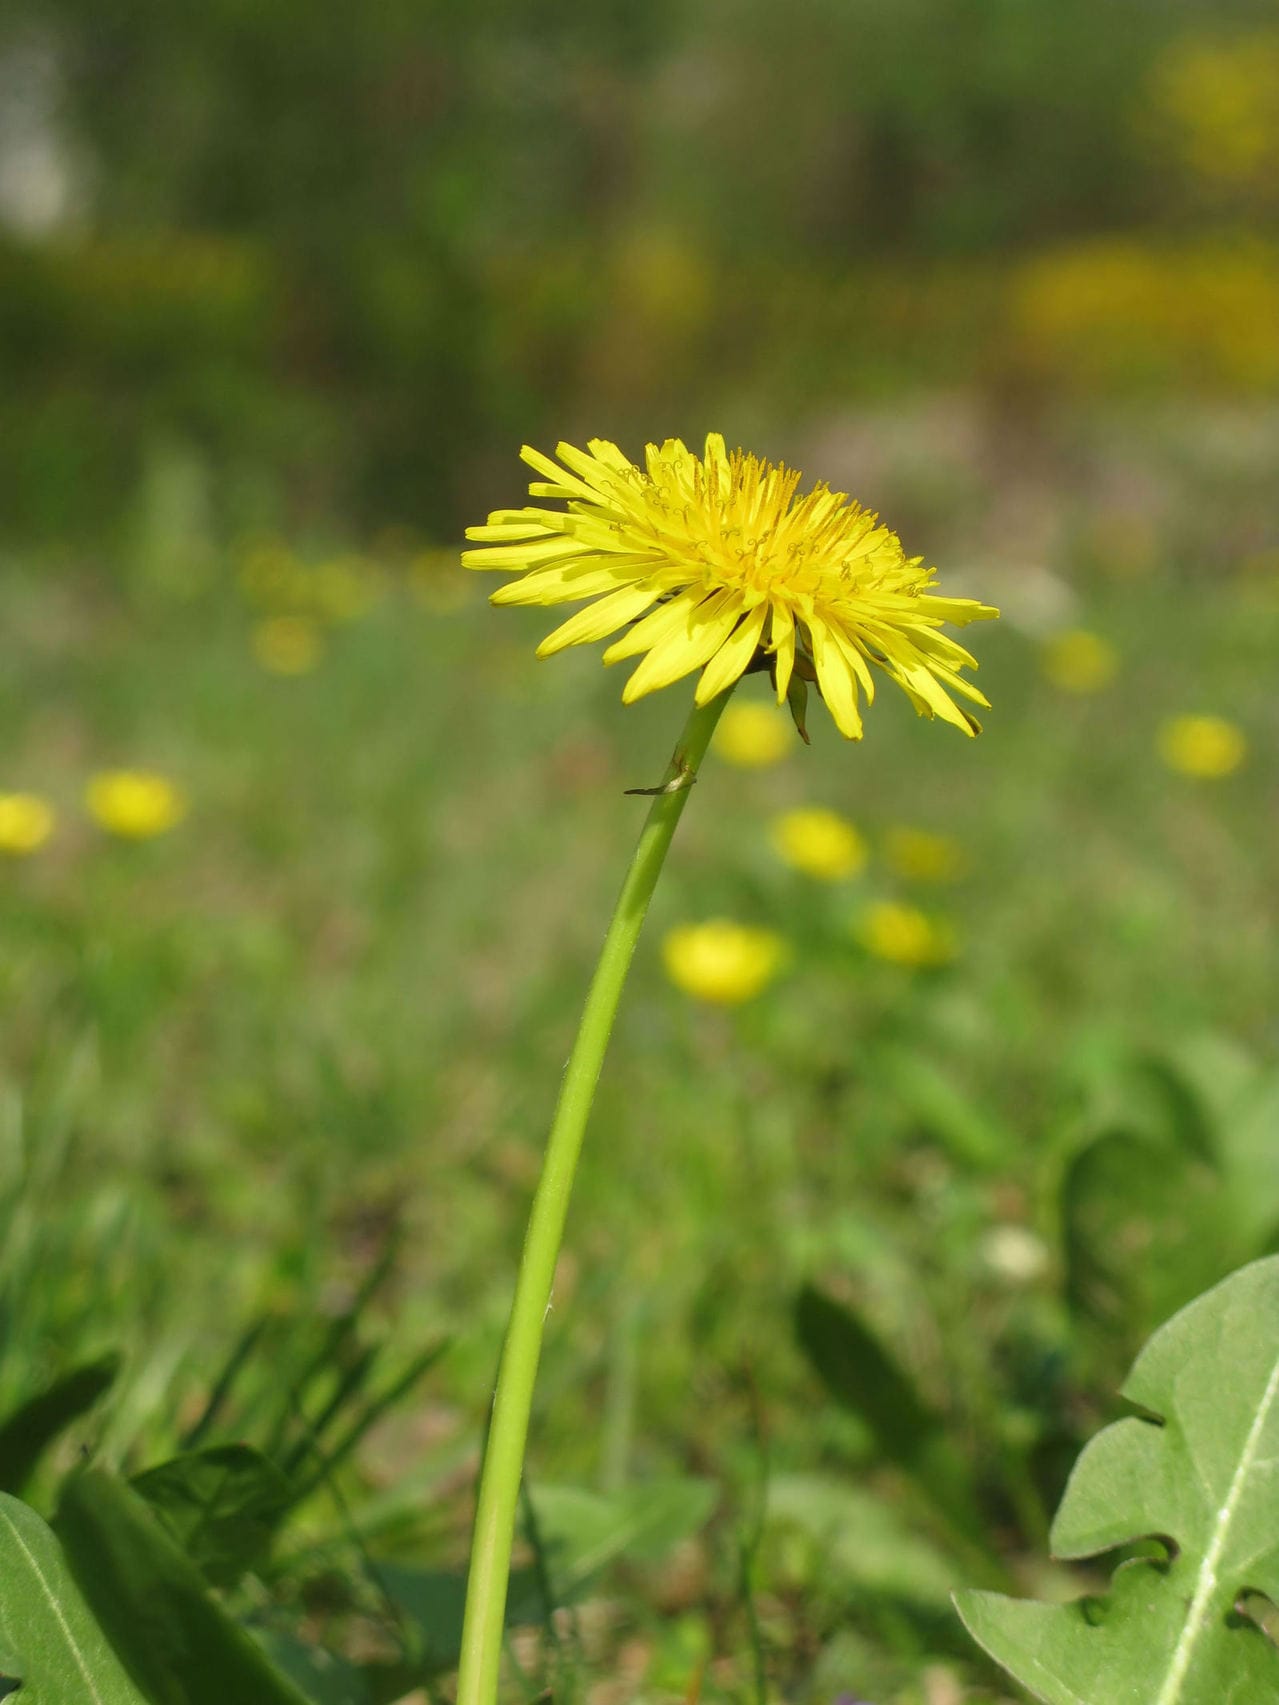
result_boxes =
[0,403,1276,1702]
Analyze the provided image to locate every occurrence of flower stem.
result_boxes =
[456,690,731,1705]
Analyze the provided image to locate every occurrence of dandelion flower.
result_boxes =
[771,807,867,882]
[0,793,56,855]
[463,436,997,740]
[1041,629,1118,695]
[662,919,785,1005]
[883,826,966,884]
[86,771,187,839]
[856,900,956,967]
[253,615,324,676]
[712,700,792,768]
[1158,714,1246,779]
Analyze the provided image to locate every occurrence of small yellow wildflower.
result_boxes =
[662,920,785,1005]
[712,701,792,768]
[463,436,997,740]
[252,615,324,676]
[1158,714,1247,779]
[1041,629,1118,694]
[883,826,966,884]
[86,771,187,839]
[856,900,956,967]
[0,793,56,855]
[771,807,867,882]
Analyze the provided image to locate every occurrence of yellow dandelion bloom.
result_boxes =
[856,900,956,967]
[771,806,867,882]
[463,435,998,740]
[252,615,324,676]
[0,793,56,855]
[1041,629,1118,695]
[712,700,792,768]
[86,771,187,839]
[883,826,966,884]
[1158,714,1247,779]
[662,919,785,1005]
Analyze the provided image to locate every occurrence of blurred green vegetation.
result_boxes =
[2,1,1278,1699]
[3,0,1279,543]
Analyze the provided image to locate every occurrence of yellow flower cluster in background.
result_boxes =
[662,920,785,1005]
[712,700,793,768]
[0,793,56,856]
[770,807,867,882]
[1012,238,1279,393]
[86,772,187,839]
[1041,629,1119,695]
[855,901,957,968]
[1158,715,1247,779]
[1145,31,1279,195]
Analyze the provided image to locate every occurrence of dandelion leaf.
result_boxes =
[956,1256,1279,1703]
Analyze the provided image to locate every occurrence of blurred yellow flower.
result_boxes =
[464,435,997,739]
[771,807,867,882]
[1041,629,1118,694]
[856,901,956,967]
[86,771,187,839]
[1158,715,1247,779]
[1146,32,1279,192]
[662,920,785,1005]
[252,615,324,676]
[712,701,792,768]
[0,793,56,855]
[883,826,966,884]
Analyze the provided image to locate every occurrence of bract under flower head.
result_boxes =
[463,435,998,741]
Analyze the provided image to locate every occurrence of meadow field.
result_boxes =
[3,2,1279,1699]
[2,390,1275,1702]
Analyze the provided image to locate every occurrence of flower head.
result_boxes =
[0,793,56,855]
[771,807,867,882]
[86,771,187,839]
[1158,714,1247,778]
[855,900,956,967]
[662,919,785,1005]
[712,700,793,768]
[463,436,997,740]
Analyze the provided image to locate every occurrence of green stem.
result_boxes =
[456,690,731,1705]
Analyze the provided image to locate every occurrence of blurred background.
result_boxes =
[1,2,1276,1701]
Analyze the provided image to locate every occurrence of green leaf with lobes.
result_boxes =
[955,1256,1279,1703]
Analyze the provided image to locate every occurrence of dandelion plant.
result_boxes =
[456,433,998,1705]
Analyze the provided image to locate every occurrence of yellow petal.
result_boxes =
[490,562,628,607]
[536,584,661,655]
[461,536,594,570]
[602,588,704,664]
[694,603,767,705]
[809,621,864,739]
[620,592,743,703]
[769,603,796,703]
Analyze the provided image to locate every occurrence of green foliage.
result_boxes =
[957,1257,1279,1703]
[131,1445,292,1590]
[0,1494,148,1703]
[0,1353,120,1495]
[54,1467,312,1705]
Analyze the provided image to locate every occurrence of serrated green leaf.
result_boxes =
[956,1256,1279,1704]
[55,1466,313,1705]
[0,1355,121,1496]
[0,1492,148,1704]
[131,1444,293,1588]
